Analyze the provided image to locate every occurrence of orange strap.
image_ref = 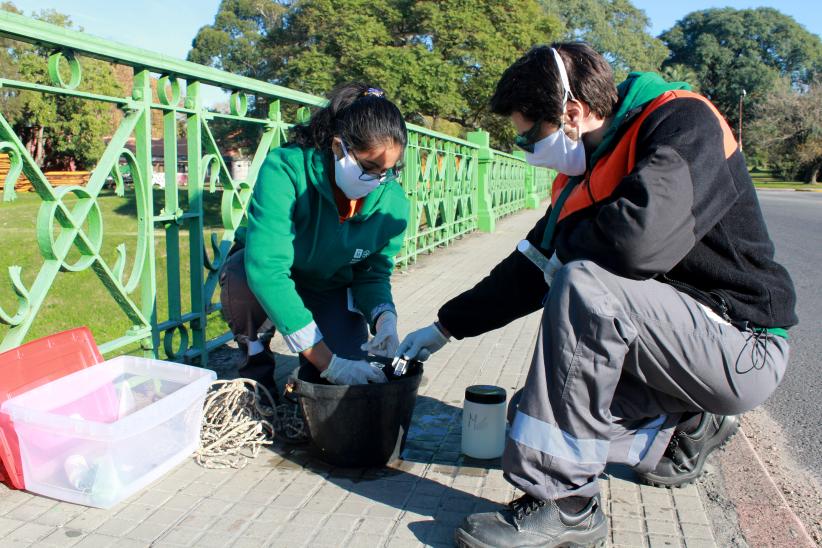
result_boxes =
[550,91,737,224]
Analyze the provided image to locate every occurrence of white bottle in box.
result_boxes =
[461,385,507,459]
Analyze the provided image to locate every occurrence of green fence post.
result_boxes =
[132,69,158,358]
[515,150,541,209]
[467,130,495,233]
[399,131,420,266]
[160,76,183,362]
[186,81,207,365]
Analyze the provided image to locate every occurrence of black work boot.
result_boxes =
[455,493,607,548]
[639,413,739,488]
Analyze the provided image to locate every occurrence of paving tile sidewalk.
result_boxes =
[0,207,719,548]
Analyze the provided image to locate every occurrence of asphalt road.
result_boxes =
[757,191,822,481]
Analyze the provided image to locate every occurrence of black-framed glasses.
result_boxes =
[515,118,544,153]
[343,142,404,184]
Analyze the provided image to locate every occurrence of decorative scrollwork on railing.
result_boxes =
[107,151,128,198]
[229,91,248,117]
[47,50,82,90]
[35,185,103,271]
[200,118,253,232]
[203,232,223,273]
[157,75,182,107]
[109,149,149,293]
[221,179,251,232]
[296,106,311,124]
[401,132,479,261]
[0,266,30,326]
[0,141,22,202]
[488,154,528,218]
[163,323,189,361]
[201,153,221,193]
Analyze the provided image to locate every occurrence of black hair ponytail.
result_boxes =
[290,82,407,151]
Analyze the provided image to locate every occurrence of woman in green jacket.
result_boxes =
[219,83,410,392]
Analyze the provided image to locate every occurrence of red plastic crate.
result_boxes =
[0,327,102,489]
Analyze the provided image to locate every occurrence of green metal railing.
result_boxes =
[0,11,553,363]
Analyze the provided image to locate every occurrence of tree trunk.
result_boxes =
[808,163,820,184]
[33,126,45,167]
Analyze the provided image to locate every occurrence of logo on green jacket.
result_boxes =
[351,248,371,263]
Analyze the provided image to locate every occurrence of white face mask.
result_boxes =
[522,48,587,176]
[524,126,586,175]
[334,141,382,199]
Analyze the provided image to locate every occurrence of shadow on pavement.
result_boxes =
[263,364,506,545]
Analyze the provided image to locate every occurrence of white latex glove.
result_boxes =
[361,311,399,358]
[396,322,450,362]
[320,354,388,385]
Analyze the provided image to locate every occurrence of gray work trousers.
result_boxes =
[219,248,368,382]
[504,260,790,501]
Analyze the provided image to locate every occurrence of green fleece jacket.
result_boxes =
[239,144,409,350]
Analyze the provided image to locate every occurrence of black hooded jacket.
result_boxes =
[438,92,797,339]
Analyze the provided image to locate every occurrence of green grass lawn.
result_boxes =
[749,168,822,190]
[0,187,231,359]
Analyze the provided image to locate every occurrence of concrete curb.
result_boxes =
[718,427,815,546]
[754,187,822,192]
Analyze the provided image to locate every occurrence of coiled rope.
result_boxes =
[195,379,307,469]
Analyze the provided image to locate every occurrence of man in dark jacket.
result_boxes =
[397,43,797,548]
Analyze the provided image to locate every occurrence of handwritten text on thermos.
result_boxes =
[461,385,507,459]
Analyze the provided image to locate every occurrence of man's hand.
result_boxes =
[361,311,399,358]
[396,322,450,361]
[320,355,388,385]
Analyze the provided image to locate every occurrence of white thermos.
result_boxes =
[461,385,507,459]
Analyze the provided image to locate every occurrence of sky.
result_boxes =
[634,0,821,38]
[7,0,822,105]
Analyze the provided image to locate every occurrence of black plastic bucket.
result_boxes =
[291,360,423,467]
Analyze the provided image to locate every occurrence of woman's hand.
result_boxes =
[301,340,333,372]
[321,355,388,385]
[361,311,399,358]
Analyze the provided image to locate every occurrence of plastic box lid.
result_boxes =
[0,327,102,489]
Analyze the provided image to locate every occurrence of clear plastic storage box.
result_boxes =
[0,355,215,508]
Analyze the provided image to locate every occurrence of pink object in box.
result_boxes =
[0,327,103,489]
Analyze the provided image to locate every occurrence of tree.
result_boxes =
[746,79,822,183]
[0,2,25,123]
[541,0,668,81]
[187,0,286,80]
[661,8,822,125]
[411,0,562,147]
[189,0,563,148]
[1,4,123,170]
[661,64,700,93]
